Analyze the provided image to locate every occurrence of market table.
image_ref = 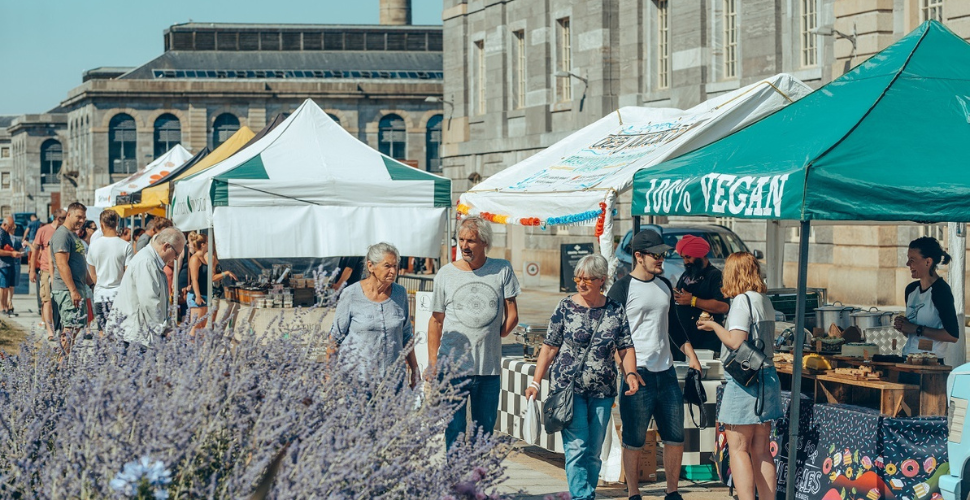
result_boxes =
[829,356,951,417]
[775,362,922,417]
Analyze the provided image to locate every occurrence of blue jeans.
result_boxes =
[445,375,501,449]
[562,394,614,500]
[619,366,685,448]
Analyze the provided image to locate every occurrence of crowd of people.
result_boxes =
[1,206,960,500]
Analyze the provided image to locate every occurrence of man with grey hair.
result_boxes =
[428,215,520,449]
[0,216,23,317]
[110,227,185,348]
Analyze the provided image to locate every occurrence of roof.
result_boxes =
[119,50,442,80]
[166,22,442,31]
[0,116,16,128]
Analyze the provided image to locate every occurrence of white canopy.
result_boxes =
[456,73,813,276]
[171,99,451,259]
[94,144,193,208]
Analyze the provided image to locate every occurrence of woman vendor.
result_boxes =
[894,236,959,362]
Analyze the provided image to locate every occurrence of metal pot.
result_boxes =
[850,307,894,330]
[814,301,856,330]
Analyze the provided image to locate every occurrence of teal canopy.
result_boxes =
[631,21,970,222]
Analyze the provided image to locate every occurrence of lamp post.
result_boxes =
[424,96,454,130]
[554,71,588,111]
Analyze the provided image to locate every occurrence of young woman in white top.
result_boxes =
[895,236,959,361]
[697,252,782,500]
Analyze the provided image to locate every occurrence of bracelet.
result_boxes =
[691,296,697,308]
[529,381,541,390]
[625,372,637,379]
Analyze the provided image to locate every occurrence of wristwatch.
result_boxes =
[915,325,924,337]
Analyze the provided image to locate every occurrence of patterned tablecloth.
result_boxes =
[498,356,722,462]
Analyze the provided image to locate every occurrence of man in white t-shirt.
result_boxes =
[608,229,702,500]
[86,210,133,331]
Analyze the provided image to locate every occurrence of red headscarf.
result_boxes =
[675,234,710,258]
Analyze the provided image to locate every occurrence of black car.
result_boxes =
[614,224,762,284]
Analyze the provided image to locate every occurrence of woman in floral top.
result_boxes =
[526,254,639,500]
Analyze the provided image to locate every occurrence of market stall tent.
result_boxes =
[629,20,970,500]
[456,73,812,276]
[95,144,193,209]
[111,126,256,217]
[170,98,451,259]
[107,146,211,218]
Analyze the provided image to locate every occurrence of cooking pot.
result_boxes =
[850,307,894,330]
[814,302,856,330]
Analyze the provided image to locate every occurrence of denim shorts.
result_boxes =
[619,366,684,448]
[718,366,784,425]
[187,292,208,309]
[0,266,14,289]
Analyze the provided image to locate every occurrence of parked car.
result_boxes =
[12,212,35,239]
[614,224,763,284]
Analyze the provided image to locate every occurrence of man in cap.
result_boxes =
[608,229,701,500]
[673,234,730,356]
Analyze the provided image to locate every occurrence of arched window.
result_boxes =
[40,139,62,186]
[327,113,341,126]
[153,114,181,158]
[212,113,240,149]
[378,114,406,160]
[425,114,443,173]
[109,113,137,175]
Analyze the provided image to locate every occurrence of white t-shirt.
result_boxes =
[86,235,134,303]
[724,291,776,366]
[607,275,689,373]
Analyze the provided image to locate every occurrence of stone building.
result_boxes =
[440,0,970,307]
[7,112,67,221]
[0,117,14,218]
[8,0,444,217]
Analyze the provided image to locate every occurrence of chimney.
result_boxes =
[379,0,411,26]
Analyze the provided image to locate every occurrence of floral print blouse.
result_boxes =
[545,297,634,399]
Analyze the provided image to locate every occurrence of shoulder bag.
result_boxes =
[543,310,605,433]
[722,293,767,415]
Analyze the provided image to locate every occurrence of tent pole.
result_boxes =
[633,216,641,235]
[207,221,215,324]
[766,220,784,289]
[786,219,811,500]
[948,222,967,366]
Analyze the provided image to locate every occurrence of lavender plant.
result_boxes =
[0,303,513,499]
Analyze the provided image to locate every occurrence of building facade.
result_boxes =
[0,117,14,218]
[8,4,444,216]
[440,0,970,307]
[8,113,67,221]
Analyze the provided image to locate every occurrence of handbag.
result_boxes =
[722,293,768,414]
[683,367,708,428]
[542,311,605,433]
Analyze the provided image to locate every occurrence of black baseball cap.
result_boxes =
[630,229,672,255]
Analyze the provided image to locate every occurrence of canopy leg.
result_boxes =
[786,220,811,500]
[948,222,967,367]
[207,223,215,326]
[766,220,784,289]
[633,216,641,235]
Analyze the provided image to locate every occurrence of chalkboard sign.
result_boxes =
[560,243,595,292]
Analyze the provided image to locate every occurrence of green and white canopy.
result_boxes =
[171,99,451,259]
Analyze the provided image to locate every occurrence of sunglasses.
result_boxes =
[573,277,600,285]
[638,252,665,260]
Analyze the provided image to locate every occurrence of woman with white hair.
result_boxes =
[329,242,419,388]
[525,254,639,500]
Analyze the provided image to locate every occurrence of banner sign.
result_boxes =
[633,172,796,219]
[560,243,594,292]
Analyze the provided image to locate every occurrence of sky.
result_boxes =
[0,0,443,116]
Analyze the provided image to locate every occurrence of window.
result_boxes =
[921,0,944,22]
[0,173,9,190]
[657,1,670,89]
[511,30,526,109]
[378,114,406,160]
[327,113,341,126]
[0,206,9,218]
[556,18,572,102]
[801,0,818,67]
[475,40,486,115]
[212,114,240,149]
[0,147,8,158]
[426,115,443,173]
[153,114,181,158]
[40,139,62,185]
[724,0,738,78]
[109,113,137,175]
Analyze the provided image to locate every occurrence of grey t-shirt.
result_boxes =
[432,258,520,376]
[136,233,151,252]
[51,225,88,292]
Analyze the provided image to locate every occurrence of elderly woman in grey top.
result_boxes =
[329,242,420,388]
